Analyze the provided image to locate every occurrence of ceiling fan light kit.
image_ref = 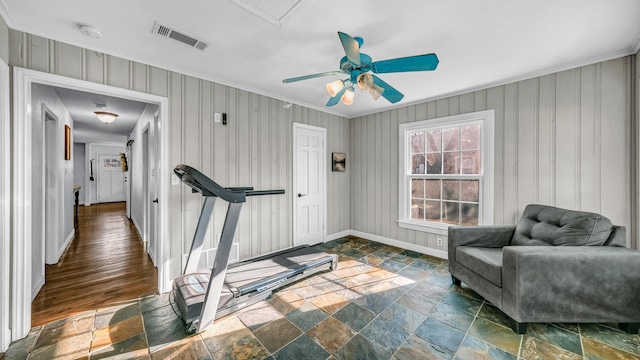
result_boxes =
[284,31,439,107]
[326,79,345,97]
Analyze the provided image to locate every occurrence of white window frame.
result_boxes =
[398,110,494,235]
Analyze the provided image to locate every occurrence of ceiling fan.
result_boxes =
[283,31,439,107]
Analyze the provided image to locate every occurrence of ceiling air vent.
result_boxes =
[152,22,209,51]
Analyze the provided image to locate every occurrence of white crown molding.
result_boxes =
[0,0,16,28]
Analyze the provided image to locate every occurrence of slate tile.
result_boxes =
[236,302,282,331]
[91,315,145,352]
[520,336,582,360]
[394,334,454,360]
[333,302,375,332]
[428,302,474,333]
[268,290,306,315]
[285,302,329,332]
[334,334,391,360]
[455,335,517,360]
[396,291,437,315]
[95,302,142,329]
[476,302,512,329]
[526,323,582,356]
[310,292,348,315]
[441,291,483,315]
[378,259,406,272]
[307,317,355,354]
[274,335,329,360]
[409,258,438,272]
[468,317,521,356]
[90,333,149,360]
[414,318,465,356]
[360,317,409,354]
[252,317,302,353]
[28,332,93,360]
[580,323,640,355]
[34,313,95,349]
[150,335,210,360]
[582,336,640,360]
[380,302,426,332]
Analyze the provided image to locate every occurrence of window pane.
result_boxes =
[411,199,424,220]
[443,180,459,201]
[442,128,460,151]
[460,151,480,174]
[426,129,441,152]
[461,125,480,150]
[425,200,441,221]
[410,132,424,153]
[411,179,425,198]
[425,179,441,199]
[443,202,459,224]
[443,152,459,174]
[426,153,442,174]
[461,180,479,202]
[461,203,479,226]
[411,154,425,174]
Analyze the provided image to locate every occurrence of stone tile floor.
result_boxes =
[1,236,639,359]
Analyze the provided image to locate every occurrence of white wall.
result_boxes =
[85,143,127,205]
[30,83,75,297]
[73,143,85,203]
[129,104,158,237]
[351,56,635,251]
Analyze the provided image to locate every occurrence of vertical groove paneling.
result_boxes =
[538,74,555,206]
[350,56,633,251]
[555,69,578,209]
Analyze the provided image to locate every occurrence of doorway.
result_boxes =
[293,123,327,247]
[11,67,171,341]
[96,153,126,203]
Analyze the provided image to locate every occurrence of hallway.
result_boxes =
[31,202,158,327]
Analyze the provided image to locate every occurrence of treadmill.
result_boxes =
[172,164,338,333]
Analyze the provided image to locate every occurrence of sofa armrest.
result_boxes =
[501,246,640,323]
[448,226,515,275]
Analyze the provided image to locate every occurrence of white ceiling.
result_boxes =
[2,0,640,119]
[49,86,150,143]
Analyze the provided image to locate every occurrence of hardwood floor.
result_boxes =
[31,202,158,327]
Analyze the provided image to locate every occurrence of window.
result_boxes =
[398,110,494,234]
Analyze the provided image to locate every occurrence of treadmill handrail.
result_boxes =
[174,164,285,202]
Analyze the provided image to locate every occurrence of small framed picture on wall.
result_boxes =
[332,152,346,172]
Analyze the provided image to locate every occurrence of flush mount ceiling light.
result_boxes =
[94,111,118,124]
[78,24,103,39]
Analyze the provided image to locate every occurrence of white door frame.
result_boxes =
[292,122,327,246]
[0,58,11,352]
[41,105,61,267]
[142,124,150,246]
[11,67,171,341]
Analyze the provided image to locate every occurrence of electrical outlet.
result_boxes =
[214,113,221,123]
[437,237,443,247]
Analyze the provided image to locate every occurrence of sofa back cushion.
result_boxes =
[512,204,613,246]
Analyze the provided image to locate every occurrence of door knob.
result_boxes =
[152,199,159,203]
[297,193,306,197]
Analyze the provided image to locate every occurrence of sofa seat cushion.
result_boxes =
[512,204,613,246]
[456,246,503,287]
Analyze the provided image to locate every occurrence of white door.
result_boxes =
[148,115,159,265]
[97,154,126,203]
[293,123,326,246]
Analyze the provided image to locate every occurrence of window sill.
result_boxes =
[397,220,450,235]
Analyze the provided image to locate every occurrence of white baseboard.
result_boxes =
[56,229,75,263]
[131,217,144,242]
[31,273,44,301]
[326,229,448,260]
[326,230,351,242]
[0,327,10,353]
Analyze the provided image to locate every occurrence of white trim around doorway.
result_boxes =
[11,67,172,341]
[0,58,11,352]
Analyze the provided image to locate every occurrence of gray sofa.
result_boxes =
[448,204,640,334]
